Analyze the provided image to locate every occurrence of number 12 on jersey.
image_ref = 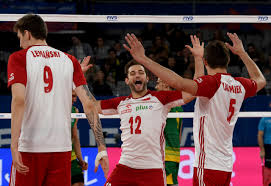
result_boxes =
[129,116,142,134]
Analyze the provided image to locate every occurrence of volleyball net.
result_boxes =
[0,14,271,119]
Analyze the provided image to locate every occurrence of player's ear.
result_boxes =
[25,30,31,40]
[125,77,129,85]
[203,58,208,66]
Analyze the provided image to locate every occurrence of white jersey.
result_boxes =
[101,90,184,169]
[7,45,86,152]
[193,73,257,172]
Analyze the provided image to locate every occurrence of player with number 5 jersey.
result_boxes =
[123,33,266,186]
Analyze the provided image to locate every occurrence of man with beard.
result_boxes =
[92,59,188,186]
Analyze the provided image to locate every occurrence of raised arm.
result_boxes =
[11,83,29,174]
[75,85,109,178]
[183,35,205,103]
[225,32,266,92]
[123,33,198,96]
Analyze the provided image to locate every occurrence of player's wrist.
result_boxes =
[95,150,108,167]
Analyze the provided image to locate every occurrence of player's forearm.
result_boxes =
[80,85,106,150]
[139,55,197,94]
[258,135,265,151]
[239,51,266,91]
[193,56,205,79]
[182,56,204,103]
[84,106,106,151]
[73,136,84,161]
[11,98,25,150]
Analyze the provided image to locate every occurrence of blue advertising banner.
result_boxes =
[0,96,271,147]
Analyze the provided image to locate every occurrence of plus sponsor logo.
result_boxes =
[136,105,153,112]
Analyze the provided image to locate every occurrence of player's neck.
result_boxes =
[29,39,47,47]
[207,68,227,76]
[131,89,148,99]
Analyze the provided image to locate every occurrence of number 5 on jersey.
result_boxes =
[129,116,142,134]
[227,99,236,123]
[43,66,53,93]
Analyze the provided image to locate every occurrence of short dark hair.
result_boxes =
[124,59,148,77]
[204,40,230,69]
[13,14,48,40]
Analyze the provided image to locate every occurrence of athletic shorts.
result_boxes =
[165,161,179,185]
[71,159,84,184]
[72,173,84,185]
[71,159,83,177]
[193,167,232,186]
[9,151,71,186]
[104,164,165,186]
[263,167,271,186]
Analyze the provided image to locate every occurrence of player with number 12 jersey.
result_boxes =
[97,60,186,186]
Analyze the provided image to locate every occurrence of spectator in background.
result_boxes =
[141,23,157,41]
[263,65,271,95]
[258,101,271,186]
[101,61,116,88]
[169,28,188,53]
[92,70,113,96]
[211,30,225,42]
[68,36,93,61]
[165,55,180,75]
[113,41,125,58]
[94,36,110,67]
[247,43,265,70]
[150,35,169,55]
[176,47,192,76]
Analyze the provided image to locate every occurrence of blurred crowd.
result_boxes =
[1,23,271,96]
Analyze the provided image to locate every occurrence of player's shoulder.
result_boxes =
[10,48,28,58]
[103,96,128,104]
[148,90,171,96]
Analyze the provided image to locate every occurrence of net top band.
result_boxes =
[0,14,270,23]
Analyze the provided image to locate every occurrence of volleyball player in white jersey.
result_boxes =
[124,33,266,185]
[7,14,109,186]
[87,58,188,186]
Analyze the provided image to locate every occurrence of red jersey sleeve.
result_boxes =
[7,50,27,87]
[194,75,220,99]
[235,77,257,99]
[151,90,183,105]
[67,54,86,87]
[100,96,126,115]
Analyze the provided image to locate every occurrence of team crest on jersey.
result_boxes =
[8,73,14,82]
[195,77,203,83]
[121,104,132,114]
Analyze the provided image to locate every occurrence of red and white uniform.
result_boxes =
[7,45,86,152]
[193,73,257,173]
[101,90,184,169]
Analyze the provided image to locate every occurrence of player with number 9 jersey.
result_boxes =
[7,14,109,186]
